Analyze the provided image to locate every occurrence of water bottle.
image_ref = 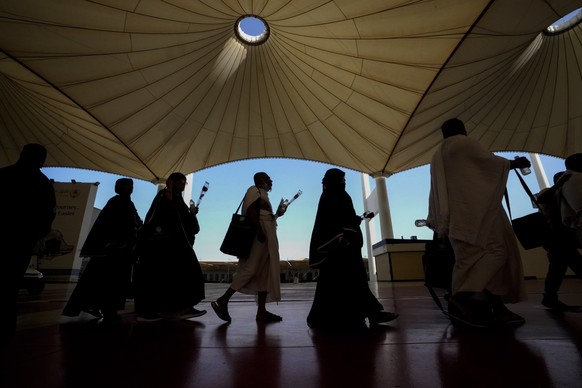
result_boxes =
[514,156,531,175]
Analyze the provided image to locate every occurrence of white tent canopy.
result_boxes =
[1,0,581,182]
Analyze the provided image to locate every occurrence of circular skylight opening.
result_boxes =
[235,15,269,45]
[545,7,582,35]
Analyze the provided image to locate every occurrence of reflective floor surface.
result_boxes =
[1,279,582,388]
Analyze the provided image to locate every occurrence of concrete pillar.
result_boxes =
[530,153,550,190]
[360,173,377,281]
[372,174,394,240]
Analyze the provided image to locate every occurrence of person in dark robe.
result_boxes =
[133,172,206,322]
[538,168,582,311]
[0,144,56,343]
[307,168,398,329]
[62,178,142,322]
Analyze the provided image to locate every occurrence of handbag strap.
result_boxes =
[235,188,262,221]
[513,169,540,207]
[505,169,543,221]
[235,197,245,214]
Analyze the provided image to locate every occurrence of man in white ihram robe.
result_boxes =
[211,172,285,323]
[427,118,529,328]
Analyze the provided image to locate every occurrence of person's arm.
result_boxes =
[248,198,265,242]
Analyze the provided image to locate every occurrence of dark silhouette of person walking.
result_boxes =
[427,118,530,328]
[62,178,143,322]
[537,156,582,311]
[307,168,398,329]
[0,144,56,343]
[212,172,286,323]
[134,172,206,322]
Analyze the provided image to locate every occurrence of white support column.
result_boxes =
[361,173,377,281]
[373,174,394,240]
[184,173,194,206]
[530,153,550,190]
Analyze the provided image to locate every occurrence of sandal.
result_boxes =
[211,301,231,322]
[256,311,283,322]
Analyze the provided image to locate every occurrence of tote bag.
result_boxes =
[220,197,256,259]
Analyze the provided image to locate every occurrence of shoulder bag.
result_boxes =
[220,196,257,259]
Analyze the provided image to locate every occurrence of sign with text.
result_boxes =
[38,182,98,281]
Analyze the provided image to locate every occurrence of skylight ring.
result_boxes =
[234,15,270,45]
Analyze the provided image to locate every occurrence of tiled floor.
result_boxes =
[1,279,582,388]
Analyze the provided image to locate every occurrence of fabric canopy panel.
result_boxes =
[0,0,581,182]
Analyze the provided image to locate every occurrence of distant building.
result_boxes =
[200,258,370,283]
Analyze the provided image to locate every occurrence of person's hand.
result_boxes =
[363,211,375,219]
[510,156,531,170]
[189,204,199,215]
[276,205,287,217]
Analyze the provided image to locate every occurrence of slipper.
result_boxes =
[211,301,231,322]
[256,311,282,322]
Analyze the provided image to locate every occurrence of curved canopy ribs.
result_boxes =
[0,0,580,181]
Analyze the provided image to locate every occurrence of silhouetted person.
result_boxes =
[212,172,286,323]
[0,144,56,343]
[134,172,205,322]
[427,118,530,328]
[307,168,398,329]
[62,178,143,322]
[537,171,582,311]
[559,153,582,245]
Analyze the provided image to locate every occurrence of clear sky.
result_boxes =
[43,153,566,262]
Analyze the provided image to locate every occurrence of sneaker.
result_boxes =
[136,314,163,323]
[179,308,207,319]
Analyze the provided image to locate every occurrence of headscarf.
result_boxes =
[322,168,345,192]
[115,178,133,195]
[18,143,47,168]
[167,172,187,183]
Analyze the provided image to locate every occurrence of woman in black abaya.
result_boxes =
[62,178,142,322]
[133,172,206,321]
[307,168,398,329]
